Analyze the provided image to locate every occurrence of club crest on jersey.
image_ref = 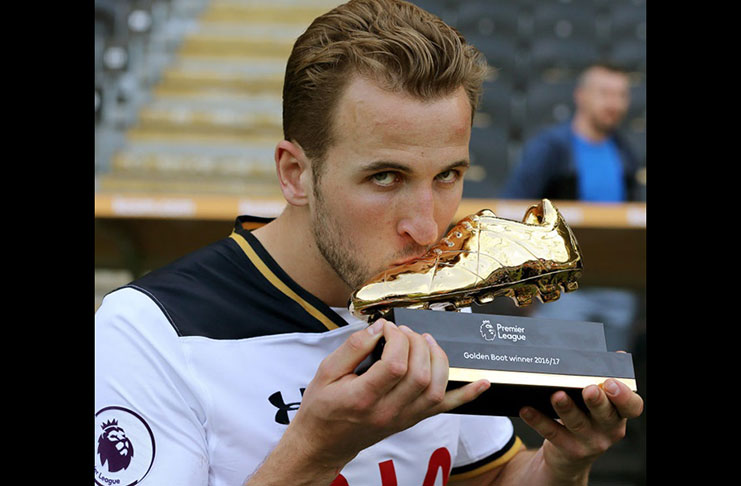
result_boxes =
[98,418,134,472]
[269,388,305,425]
[95,406,155,486]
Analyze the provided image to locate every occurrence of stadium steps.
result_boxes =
[98,0,342,196]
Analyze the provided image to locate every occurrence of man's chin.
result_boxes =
[595,117,623,134]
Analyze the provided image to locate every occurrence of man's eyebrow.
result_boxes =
[360,159,470,173]
[445,159,471,170]
[359,160,412,173]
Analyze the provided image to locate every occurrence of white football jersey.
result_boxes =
[95,216,521,486]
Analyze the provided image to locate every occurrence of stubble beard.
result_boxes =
[310,176,437,293]
[311,182,375,291]
[590,107,626,137]
[593,117,619,136]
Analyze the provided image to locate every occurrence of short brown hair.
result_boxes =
[577,62,630,87]
[282,0,488,173]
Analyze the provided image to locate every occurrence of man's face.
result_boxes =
[575,68,630,135]
[309,76,472,291]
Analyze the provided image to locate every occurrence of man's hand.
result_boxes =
[245,318,489,485]
[517,377,644,484]
[294,318,489,468]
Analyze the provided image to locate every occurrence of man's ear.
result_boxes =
[573,86,582,108]
[275,140,312,206]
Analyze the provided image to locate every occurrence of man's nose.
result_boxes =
[396,189,440,247]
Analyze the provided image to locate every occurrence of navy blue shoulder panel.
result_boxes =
[122,221,348,339]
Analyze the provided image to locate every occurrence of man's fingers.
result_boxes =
[384,326,432,403]
[435,379,490,415]
[582,385,621,426]
[551,391,593,436]
[316,319,386,383]
[357,320,411,397]
[601,379,644,419]
[426,333,450,404]
[423,332,490,414]
[519,406,575,451]
[516,382,644,467]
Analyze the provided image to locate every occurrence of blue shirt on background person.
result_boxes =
[572,131,626,202]
[499,120,639,202]
[499,62,641,203]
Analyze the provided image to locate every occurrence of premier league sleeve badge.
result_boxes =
[95,406,156,486]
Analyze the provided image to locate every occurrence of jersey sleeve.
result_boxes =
[95,287,210,486]
[449,414,523,481]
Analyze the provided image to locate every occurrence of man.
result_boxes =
[500,63,640,201]
[499,63,642,354]
[95,2,643,485]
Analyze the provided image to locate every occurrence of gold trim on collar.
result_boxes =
[229,231,339,331]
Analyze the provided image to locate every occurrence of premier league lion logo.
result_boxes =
[480,320,496,341]
[97,419,134,473]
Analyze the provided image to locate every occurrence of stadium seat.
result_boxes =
[624,81,646,166]
[523,80,577,139]
[609,39,646,73]
[623,125,645,168]
[524,0,605,83]
[452,1,524,87]
[604,0,645,73]
[530,1,600,44]
[528,38,599,84]
[453,1,522,41]
[465,126,512,199]
[477,77,515,134]
[95,0,122,35]
[96,85,104,125]
[628,81,646,120]
[608,0,646,43]
[408,0,449,18]
[466,35,521,88]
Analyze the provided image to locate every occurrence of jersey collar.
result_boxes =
[230,215,350,331]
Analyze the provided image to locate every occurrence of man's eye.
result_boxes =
[437,170,459,183]
[371,172,398,186]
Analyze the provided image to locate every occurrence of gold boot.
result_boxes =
[349,199,583,321]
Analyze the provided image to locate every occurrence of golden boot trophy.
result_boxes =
[350,199,583,321]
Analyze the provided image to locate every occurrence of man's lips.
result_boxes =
[391,253,427,267]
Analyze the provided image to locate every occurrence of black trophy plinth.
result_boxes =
[374,308,637,418]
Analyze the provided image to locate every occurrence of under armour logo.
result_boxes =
[268,388,305,425]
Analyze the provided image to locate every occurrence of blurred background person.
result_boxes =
[500,62,639,202]
[499,62,640,355]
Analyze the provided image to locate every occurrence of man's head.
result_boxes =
[573,63,631,136]
[272,0,487,297]
[282,0,488,182]
[305,77,473,291]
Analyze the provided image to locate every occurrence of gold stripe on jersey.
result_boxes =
[229,231,340,331]
[449,435,524,481]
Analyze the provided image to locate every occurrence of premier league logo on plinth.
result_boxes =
[479,320,496,341]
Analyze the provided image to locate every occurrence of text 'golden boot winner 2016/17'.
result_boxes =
[349,199,583,321]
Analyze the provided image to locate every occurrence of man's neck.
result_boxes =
[252,207,354,308]
[571,114,609,143]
